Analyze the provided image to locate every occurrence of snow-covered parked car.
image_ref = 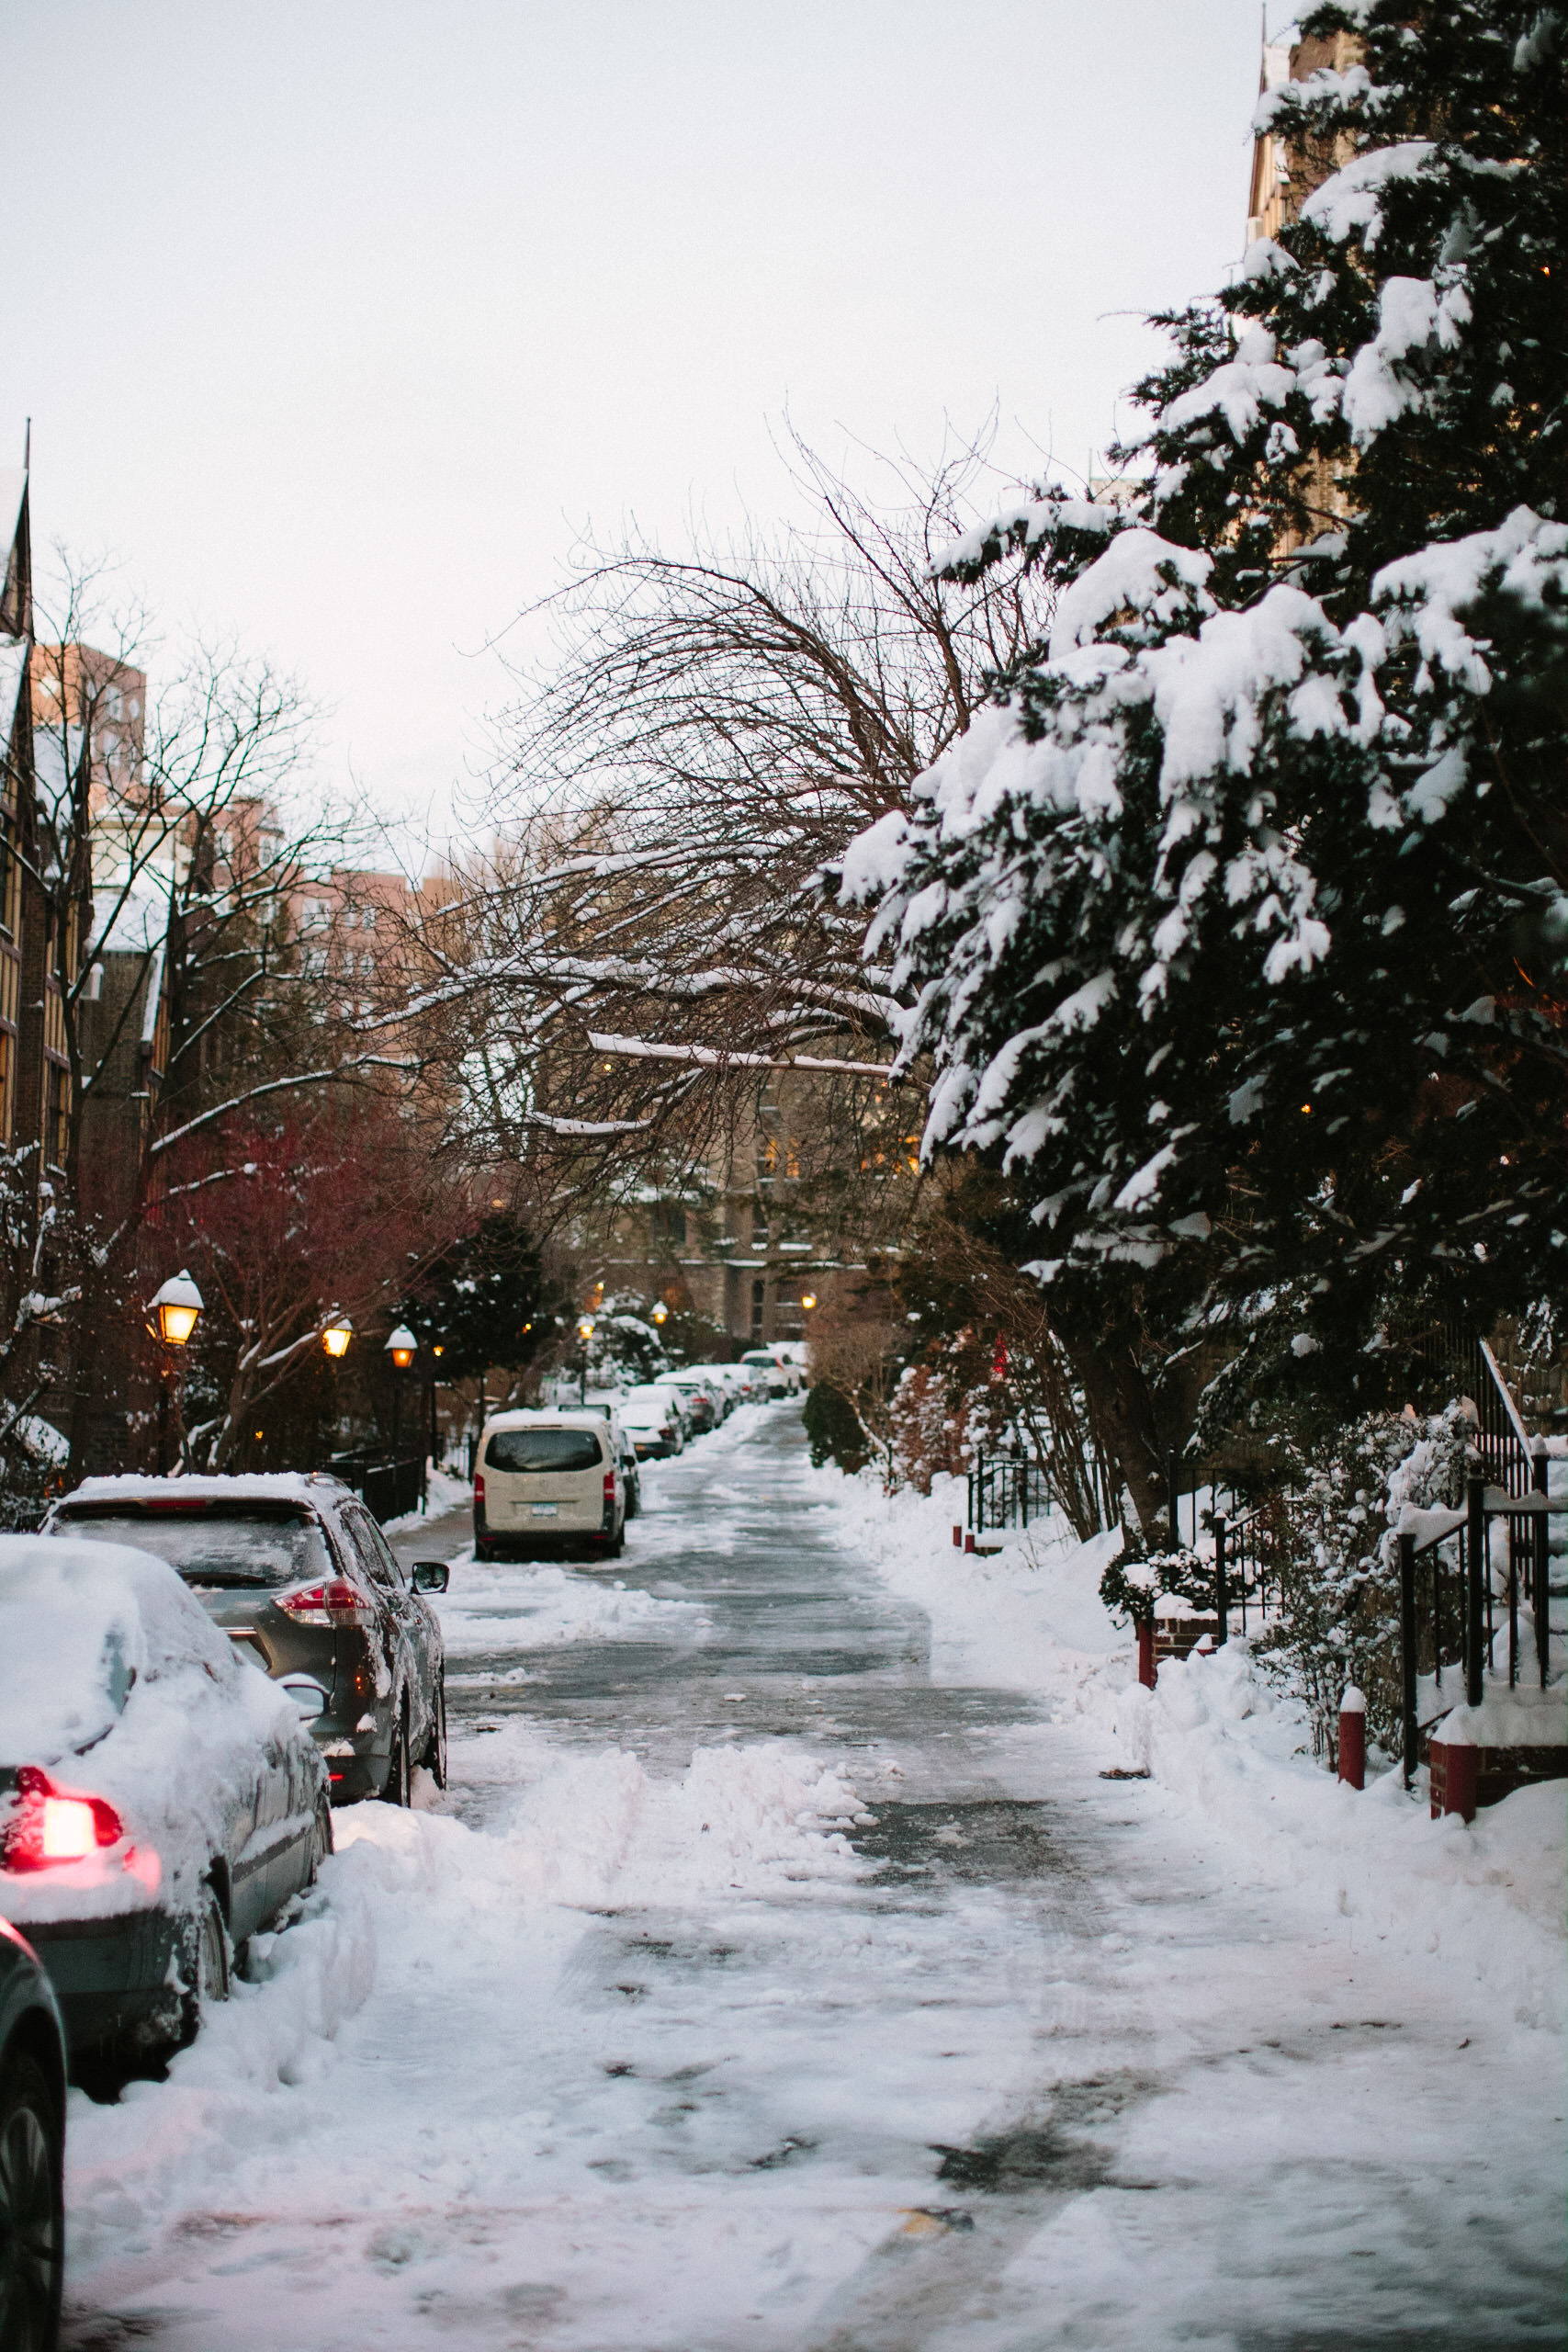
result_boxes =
[43,1475,448,1809]
[0,1914,66,2347]
[0,1535,332,2071]
[617,1384,686,1459]
[651,1370,722,1431]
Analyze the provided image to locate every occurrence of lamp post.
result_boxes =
[145,1271,203,1474]
[577,1316,594,1408]
[385,1324,417,1464]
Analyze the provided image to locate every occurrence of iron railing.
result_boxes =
[328,1453,424,1525]
[965,1452,1055,1533]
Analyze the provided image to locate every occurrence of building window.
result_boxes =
[750,1278,765,1338]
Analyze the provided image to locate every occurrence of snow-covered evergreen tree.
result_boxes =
[844,0,1566,1465]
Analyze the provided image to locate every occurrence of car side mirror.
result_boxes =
[412,1560,449,1594]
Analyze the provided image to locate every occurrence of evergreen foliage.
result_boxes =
[842,1,1567,1418]
[401,1209,559,1384]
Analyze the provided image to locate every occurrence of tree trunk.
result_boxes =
[1055,1326,1166,1536]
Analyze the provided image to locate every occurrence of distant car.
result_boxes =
[475,1410,628,1562]
[44,1476,448,1809]
[651,1371,721,1431]
[740,1348,795,1398]
[0,1534,332,2073]
[694,1363,746,1416]
[615,1425,643,1519]
[618,1384,684,1459]
[0,1916,66,2349]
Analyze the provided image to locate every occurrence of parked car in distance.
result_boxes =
[651,1370,721,1431]
[43,1476,447,1809]
[615,1425,643,1519]
[694,1363,746,1415]
[475,1410,627,1563]
[618,1385,684,1459]
[0,1915,66,2349]
[0,1534,333,2074]
[740,1347,796,1398]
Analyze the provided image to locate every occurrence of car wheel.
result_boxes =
[421,1674,448,1789]
[382,1707,412,1807]
[0,2049,63,2352]
[178,1880,232,2046]
[305,1793,333,1885]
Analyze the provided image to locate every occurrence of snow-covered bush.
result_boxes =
[1254,1402,1472,1763]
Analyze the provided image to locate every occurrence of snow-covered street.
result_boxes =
[62,1404,1564,2349]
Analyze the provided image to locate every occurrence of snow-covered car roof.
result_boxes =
[59,1472,352,1510]
[482,1408,618,1430]
[0,1533,319,1925]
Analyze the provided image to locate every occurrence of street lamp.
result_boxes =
[800,1293,818,1312]
[147,1270,203,1349]
[145,1271,203,1475]
[321,1313,354,1360]
[575,1316,594,1407]
[651,1301,668,1325]
[385,1325,418,1470]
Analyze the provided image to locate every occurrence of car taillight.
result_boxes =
[474,1475,485,1505]
[277,1577,374,1627]
[603,1470,616,1502]
[2,1766,124,1871]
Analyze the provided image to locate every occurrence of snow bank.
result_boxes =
[435,1555,705,1658]
[815,1464,1566,2032]
[380,1464,471,1534]
[67,1861,377,2270]
[1111,1641,1566,2032]
[813,1463,1125,1695]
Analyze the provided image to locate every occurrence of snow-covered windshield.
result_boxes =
[486,1429,603,1473]
[0,1544,150,1761]
[51,1509,331,1589]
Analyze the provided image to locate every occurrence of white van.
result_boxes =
[740,1347,796,1397]
[474,1409,626,1564]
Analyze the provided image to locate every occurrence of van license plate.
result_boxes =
[531,1503,559,1517]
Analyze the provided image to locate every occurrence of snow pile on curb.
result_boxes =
[435,1555,705,1657]
[67,1862,377,2266]
[1111,1640,1566,2031]
[814,1458,1565,2029]
[811,1461,1127,1694]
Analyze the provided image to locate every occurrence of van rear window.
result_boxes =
[485,1429,603,1474]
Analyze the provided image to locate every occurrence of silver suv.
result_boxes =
[44,1475,447,1807]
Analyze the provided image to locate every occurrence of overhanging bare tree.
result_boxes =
[401,425,1055,1194]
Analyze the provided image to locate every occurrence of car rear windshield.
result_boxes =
[51,1506,331,1589]
[485,1429,603,1473]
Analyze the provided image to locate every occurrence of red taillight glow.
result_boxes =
[603,1470,616,1502]
[474,1475,485,1505]
[277,1577,374,1627]
[2,1767,124,1871]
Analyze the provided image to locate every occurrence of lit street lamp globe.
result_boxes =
[148,1270,204,1349]
[385,1324,418,1370]
[321,1314,354,1360]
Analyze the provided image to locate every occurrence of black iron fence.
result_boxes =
[965,1453,1055,1533]
[328,1453,424,1525]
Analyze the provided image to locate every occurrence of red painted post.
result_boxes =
[964,1532,976,1554]
[1137,1620,1156,1690]
[953,1524,963,1549]
[1337,1686,1366,1790]
[1437,1739,1478,1823]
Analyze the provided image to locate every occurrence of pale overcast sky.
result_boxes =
[2,1,1268,846]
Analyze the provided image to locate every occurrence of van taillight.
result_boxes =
[604,1470,616,1502]
[474,1474,485,1505]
